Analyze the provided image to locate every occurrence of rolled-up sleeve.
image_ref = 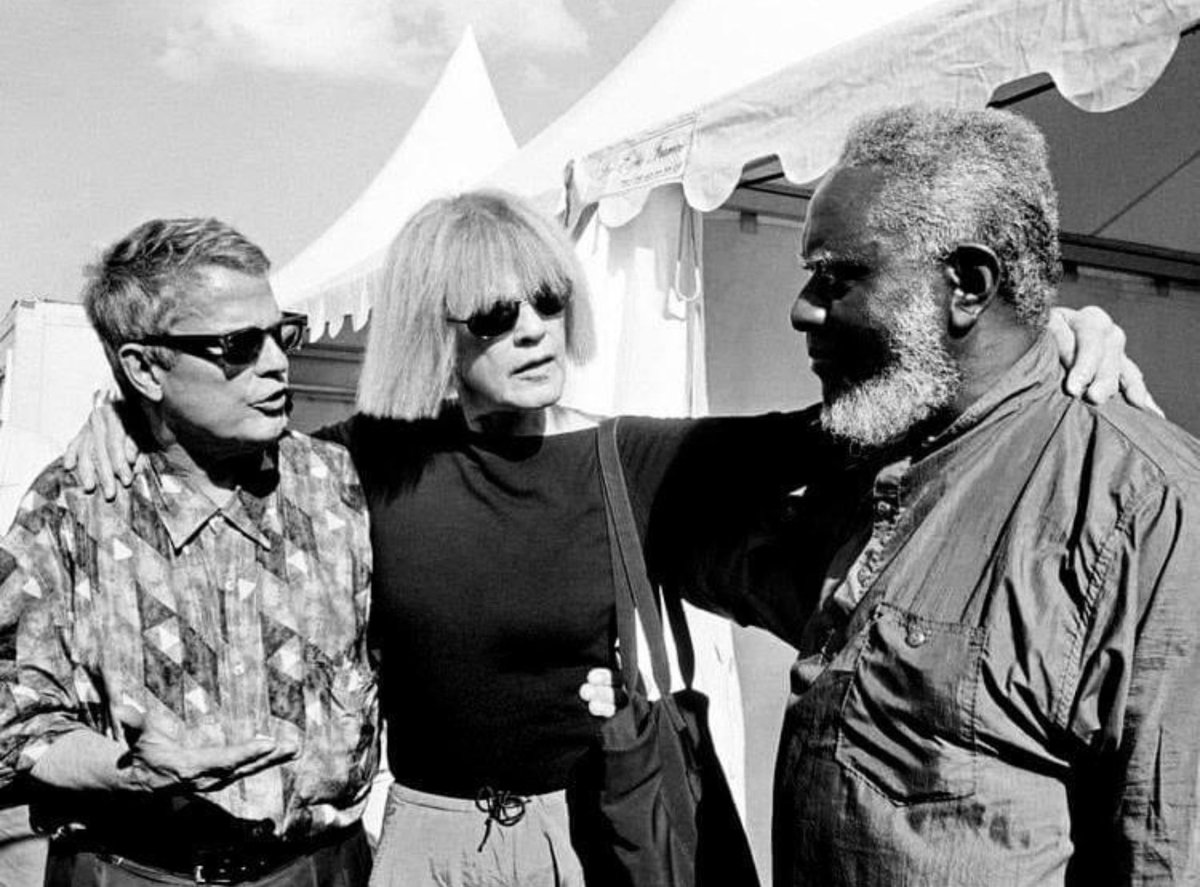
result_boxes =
[1068,478,1200,884]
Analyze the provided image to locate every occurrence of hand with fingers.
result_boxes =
[116,705,299,794]
[63,391,140,500]
[578,668,619,719]
[1048,306,1162,416]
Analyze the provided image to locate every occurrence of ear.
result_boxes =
[116,344,166,403]
[943,243,1002,335]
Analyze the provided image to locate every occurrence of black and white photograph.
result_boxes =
[2,1,1199,884]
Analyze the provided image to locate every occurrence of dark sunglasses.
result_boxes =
[138,312,308,378]
[446,284,570,340]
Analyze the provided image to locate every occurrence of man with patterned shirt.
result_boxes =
[0,218,376,886]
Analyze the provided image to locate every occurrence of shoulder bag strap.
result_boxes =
[598,418,685,730]
[662,584,696,690]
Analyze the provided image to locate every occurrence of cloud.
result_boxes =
[155,0,590,84]
[442,0,589,54]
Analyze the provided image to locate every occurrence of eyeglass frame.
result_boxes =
[136,311,309,379]
[445,283,571,340]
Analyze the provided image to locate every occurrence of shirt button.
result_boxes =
[906,626,927,647]
[232,662,246,676]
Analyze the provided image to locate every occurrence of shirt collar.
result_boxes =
[919,331,1059,455]
[147,448,278,551]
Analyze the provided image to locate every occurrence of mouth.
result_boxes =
[806,341,836,371]
[512,356,555,377]
[251,390,290,413]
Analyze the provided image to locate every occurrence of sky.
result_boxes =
[0,0,673,303]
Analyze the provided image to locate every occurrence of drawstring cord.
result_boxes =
[474,787,527,852]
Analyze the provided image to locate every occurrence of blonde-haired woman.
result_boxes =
[327,188,819,884]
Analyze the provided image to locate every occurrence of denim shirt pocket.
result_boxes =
[835,602,985,805]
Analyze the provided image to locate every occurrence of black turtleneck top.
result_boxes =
[321,407,817,796]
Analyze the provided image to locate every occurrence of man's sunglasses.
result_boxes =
[138,312,308,378]
[446,284,570,340]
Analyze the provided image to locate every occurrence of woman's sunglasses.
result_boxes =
[447,284,570,340]
[138,312,309,378]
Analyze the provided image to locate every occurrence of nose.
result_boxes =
[255,331,289,377]
[791,283,827,332]
[512,301,548,343]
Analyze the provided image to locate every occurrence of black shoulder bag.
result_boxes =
[569,418,760,887]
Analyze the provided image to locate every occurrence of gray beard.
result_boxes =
[819,294,961,449]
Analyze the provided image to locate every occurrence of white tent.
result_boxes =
[272,28,518,339]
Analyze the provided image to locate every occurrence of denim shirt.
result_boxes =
[688,336,1200,885]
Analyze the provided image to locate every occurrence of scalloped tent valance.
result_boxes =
[552,0,1200,230]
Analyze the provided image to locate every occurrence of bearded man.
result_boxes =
[763,105,1200,886]
[672,105,1200,886]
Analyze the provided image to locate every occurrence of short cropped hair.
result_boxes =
[837,105,1061,326]
[83,217,270,377]
[357,189,594,419]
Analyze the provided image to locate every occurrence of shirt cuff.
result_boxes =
[28,729,136,792]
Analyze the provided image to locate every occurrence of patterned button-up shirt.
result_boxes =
[684,336,1200,885]
[0,431,375,841]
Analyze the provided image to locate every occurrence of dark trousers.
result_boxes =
[44,825,370,887]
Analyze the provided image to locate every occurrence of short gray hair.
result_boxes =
[83,217,270,377]
[357,189,594,419]
[837,105,1061,326]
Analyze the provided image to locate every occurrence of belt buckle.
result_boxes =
[189,826,290,884]
[192,855,260,885]
[191,862,223,885]
[193,862,235,885]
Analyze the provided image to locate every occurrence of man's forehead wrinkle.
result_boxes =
[805,215,880,264]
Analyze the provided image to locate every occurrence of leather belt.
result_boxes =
[57,822,361,885]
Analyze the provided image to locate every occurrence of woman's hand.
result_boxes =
[63,391,140,499]
[1049,306,1162,415]
[579,668,617,718]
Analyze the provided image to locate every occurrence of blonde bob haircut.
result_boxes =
[357,189,594,419]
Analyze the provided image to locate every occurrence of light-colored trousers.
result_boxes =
[369,783,585,887]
